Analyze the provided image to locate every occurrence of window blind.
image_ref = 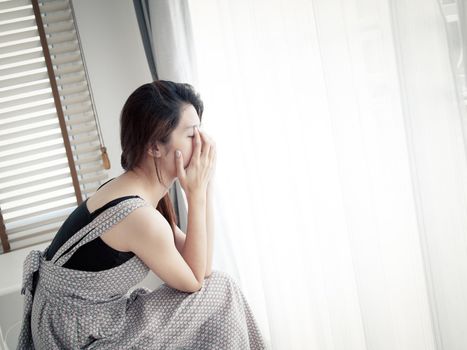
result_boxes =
[0,0,110,254]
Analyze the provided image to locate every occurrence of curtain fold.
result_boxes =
[133,0,158,81]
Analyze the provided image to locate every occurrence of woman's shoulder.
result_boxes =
[86,176,148,214]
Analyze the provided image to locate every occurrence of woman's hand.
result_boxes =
[175,126,216,198]
[200,130,217,185]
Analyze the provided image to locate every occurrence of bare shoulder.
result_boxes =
[124,204,171,237]
[123,202,186,254]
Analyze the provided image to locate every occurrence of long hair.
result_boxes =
[119,80,204,233]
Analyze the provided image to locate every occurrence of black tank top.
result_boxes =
[45,178,141,271]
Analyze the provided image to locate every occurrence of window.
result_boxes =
[0,0,110,253]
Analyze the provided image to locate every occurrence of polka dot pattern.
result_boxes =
[16,197,268,349]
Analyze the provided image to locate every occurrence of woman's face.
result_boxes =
[155,103,201,179]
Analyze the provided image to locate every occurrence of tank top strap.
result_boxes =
[51,197,151,266]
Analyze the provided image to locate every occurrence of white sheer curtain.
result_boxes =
[187,0,467,349]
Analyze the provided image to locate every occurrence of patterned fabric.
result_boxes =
[16,197,268,349]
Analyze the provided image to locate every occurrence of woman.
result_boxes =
[17,81,267,349]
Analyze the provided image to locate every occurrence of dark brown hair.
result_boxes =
[120,80,203,232]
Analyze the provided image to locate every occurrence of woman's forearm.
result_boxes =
[181,191,207,285]
[205,183,215,277]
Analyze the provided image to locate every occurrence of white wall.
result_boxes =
[72,0,152,179]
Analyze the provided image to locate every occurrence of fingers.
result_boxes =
[199,129,216,147]
[200,131,215,157]
[198,128,212,162]
[199,129,216,179]
[174,149,185,179]
[192,125,203,163]
[209,145,216,169]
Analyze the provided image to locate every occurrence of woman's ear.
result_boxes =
[147,143,162,158]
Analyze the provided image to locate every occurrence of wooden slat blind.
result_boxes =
[0,0,109,253]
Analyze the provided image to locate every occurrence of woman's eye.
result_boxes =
[188,136,194,138]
